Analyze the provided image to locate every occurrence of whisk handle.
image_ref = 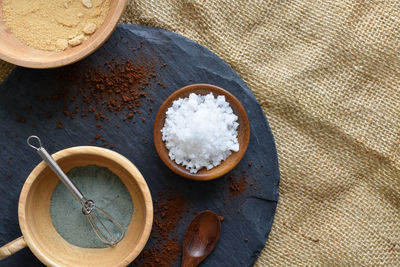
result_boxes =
[27,136,85,203]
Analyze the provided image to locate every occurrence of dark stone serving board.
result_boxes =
[0,25,280,267]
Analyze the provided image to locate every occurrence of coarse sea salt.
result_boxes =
[161,93,239,173]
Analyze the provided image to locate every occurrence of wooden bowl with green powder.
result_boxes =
[2,146,152,266]
[0,0,127,68]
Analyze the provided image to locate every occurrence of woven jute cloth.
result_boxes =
[1,1,400,266]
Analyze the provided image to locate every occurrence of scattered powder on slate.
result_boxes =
[133,169,256,266]
[229,173,247,198]
[50,165,133,248]
[81,60,152,117]
[134,193,186,266]
[16,40,166,147]
[161,93,239,173]
[61,45,165,144]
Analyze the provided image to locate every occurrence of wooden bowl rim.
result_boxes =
[153,83,250,181]
[0,0,127,68]
[18,146,153,266]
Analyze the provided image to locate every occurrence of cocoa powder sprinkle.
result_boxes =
[229,174,247,197]
[135,193,186,266]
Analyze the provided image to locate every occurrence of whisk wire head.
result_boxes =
[85,205,125,247]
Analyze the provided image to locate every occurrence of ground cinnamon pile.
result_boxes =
[133,193,186,266]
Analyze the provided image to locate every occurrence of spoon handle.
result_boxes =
[27,136,86,204]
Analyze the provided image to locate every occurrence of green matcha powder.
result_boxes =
[50,165,133,248]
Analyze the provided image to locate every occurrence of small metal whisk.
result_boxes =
[27,136,125,247]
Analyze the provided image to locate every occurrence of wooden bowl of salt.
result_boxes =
[0,146,153,267]
[0,0,127,68]
[153,84,250,181]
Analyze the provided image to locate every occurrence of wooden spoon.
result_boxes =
[181,210,221,267]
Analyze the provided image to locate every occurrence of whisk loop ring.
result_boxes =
[27,135,43,151]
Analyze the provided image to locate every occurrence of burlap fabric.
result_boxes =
[1,1,399,266]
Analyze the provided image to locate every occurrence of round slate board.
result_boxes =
[0,25,279,267]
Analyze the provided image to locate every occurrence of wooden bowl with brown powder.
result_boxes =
[0,0,127,68]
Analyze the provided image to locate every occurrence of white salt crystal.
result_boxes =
[161,93,239,173]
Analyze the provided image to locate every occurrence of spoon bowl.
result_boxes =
[181,210,221,267]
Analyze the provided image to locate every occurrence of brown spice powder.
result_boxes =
[229,174,247,197]
[51,45,161,141]
[134,194,186,266]
[21,42,162,133]
[81,60,153,116]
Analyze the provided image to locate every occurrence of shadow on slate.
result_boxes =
[0,25,280,267]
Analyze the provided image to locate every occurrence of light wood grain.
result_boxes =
[153,84,250,181]
[2,146,152,267]
[0,0,127,68]
[0,236,27,260]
